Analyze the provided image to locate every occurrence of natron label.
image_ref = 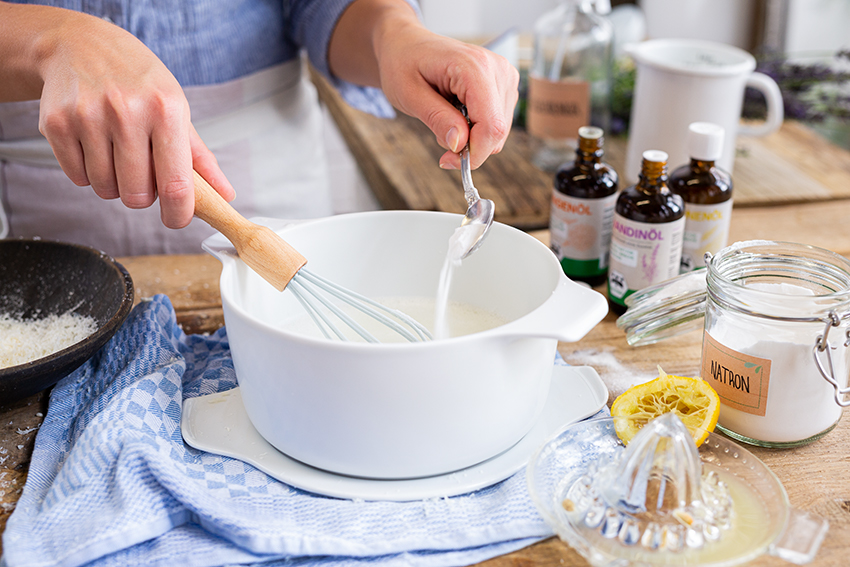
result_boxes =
[526,76,590,140]
[701,332,771,416]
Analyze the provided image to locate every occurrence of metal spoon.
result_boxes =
[456,106,495,259]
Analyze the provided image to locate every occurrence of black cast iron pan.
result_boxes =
[0,239,134,403]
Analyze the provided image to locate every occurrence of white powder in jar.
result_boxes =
[709,282,845,443]
[0,312,98,369]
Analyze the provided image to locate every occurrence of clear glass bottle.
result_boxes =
[669,122,734,273]
[607,150,684,312]
[702,241,850,447]
[527,0,613,172]
[550,126,619,286]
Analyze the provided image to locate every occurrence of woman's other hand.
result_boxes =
[329,0,519,170]
[0,2,234,228]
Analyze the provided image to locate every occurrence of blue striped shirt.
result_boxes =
[9,0,416,117]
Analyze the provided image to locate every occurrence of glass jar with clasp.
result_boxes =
[616,240,850,447]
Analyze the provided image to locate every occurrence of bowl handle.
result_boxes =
[497,279,609,343]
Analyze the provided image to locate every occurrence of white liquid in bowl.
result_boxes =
[281,296,509,343]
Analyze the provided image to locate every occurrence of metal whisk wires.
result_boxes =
[193,171,432,344]
[288,268,432,343]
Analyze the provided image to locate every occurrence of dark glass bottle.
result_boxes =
[669,122,734,273]
[550,126,619,287]
[607,150,685,312]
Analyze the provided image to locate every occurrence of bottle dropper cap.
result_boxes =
[640,150,668,179]
[687,122,725,161]
[578,126,604,153]
[642,150,668,164]
[578,126,604,140]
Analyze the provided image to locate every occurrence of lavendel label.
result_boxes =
[607,214,685,305]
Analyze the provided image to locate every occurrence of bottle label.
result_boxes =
[550,190,617,277]
[680,200,733,272]
[701,331,771,416]
[526,76,590,141]
[607,214,684,305]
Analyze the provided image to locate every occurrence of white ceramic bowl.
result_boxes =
[203,211,608,479]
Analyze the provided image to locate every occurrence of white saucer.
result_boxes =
[181,365,608,501]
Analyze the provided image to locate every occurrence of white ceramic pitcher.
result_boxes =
[624,38,783,182]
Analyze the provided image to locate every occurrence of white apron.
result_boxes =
[0,57,332,257]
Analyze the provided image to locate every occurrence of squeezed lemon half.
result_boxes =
[611,366,720,446]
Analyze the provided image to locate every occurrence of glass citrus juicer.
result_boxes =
[527,413,828,566]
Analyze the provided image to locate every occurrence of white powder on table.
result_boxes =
[0,312,97,369]
[564,347,657,403]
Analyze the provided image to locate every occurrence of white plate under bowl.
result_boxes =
[181,365,608,501]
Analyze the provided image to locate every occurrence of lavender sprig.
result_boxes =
[744,49,850,123]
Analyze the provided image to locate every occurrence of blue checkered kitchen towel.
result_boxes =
[2,295,556,567]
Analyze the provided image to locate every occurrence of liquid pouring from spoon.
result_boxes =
[456,105,495,259]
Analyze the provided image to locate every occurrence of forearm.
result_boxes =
[327,0,419,88]
[0,1,74,101]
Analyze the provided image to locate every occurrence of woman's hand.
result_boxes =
[329,0,519,170]
[0,2,234,228]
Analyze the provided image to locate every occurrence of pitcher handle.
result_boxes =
[738,71,784,137]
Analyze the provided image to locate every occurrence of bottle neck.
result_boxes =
[576,135,604,165]
[576,147,603,165]
[638,160,668,192]
[690,158,716,173]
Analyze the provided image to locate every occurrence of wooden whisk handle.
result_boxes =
[193,170,307,291]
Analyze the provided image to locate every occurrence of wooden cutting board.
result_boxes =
[313,72,850,231]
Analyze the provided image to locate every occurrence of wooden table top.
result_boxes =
[2,198,848,563]
[2,106,850,562]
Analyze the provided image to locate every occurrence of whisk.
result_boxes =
[192,171,432,342]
